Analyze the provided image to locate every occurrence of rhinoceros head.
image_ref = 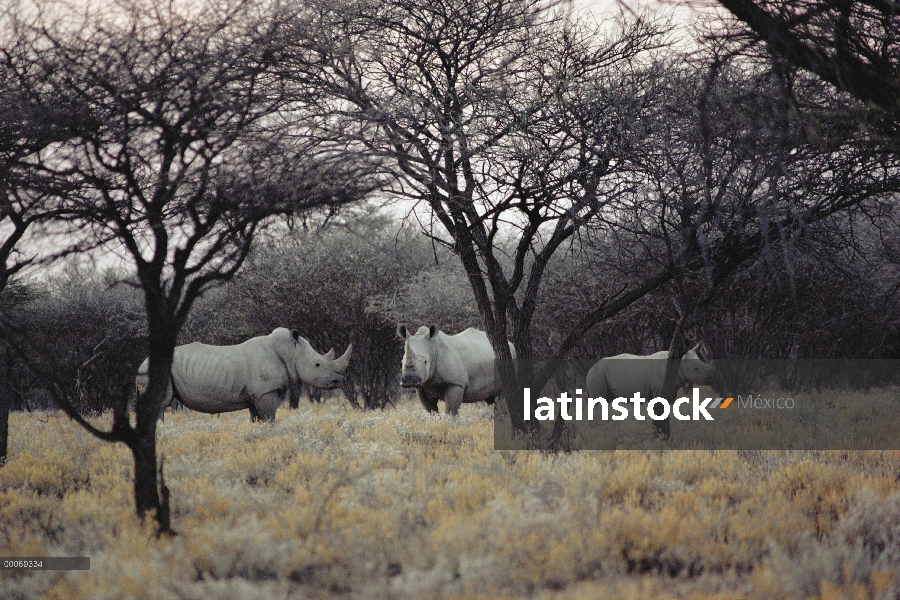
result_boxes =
[397,324,438,387]
[289,329,352,390]
[680,343,717,387]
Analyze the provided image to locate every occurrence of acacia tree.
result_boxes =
[0,52,78,464]
[712,0,900,128]
[3,0,376,530]
[297,0,672,430]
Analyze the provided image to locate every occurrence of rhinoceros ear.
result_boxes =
[397,324,409,340]
[688,342,712,362]
[291,329,301,343]
[428,325,438,339]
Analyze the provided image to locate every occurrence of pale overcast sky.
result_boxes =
[15,0,712,283]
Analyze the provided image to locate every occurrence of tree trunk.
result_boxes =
[497,357,538,435]
[131,320,175,531]
[453,239,533,433]
[485,316,539,436]
[546,359,571,449]
[659,302,708,440]
[131,432,160,518]
[0,365,8,466]
[658,331,688,441]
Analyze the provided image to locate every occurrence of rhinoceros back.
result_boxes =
[441,328,514,402]
[586,351,671,399]
[169,342,260,413]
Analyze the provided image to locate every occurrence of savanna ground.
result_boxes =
[1,396,899,599]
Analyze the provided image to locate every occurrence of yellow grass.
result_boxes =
[1,398,899,599]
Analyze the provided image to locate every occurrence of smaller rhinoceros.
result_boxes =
[397,324,515,415]
[584,344,717,401]
[136,328,351,422]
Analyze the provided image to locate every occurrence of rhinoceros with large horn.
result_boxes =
[136,328,351,422]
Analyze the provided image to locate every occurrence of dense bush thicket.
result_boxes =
[4,208,900,414]
[368,262,482,335]
[1,265,146,412]
[534,217,900,364]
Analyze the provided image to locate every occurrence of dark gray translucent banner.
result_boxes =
[1,557,90,570]
[493,359,900,450]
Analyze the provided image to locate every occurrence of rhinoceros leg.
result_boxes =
[444,385,465,416]
[416,388,439,413]
[248,405,260,422]
[254,390,282,423]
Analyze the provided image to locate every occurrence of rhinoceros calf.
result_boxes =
[585,344,717,402]
[136,328,351,423]
[397,324,515,415]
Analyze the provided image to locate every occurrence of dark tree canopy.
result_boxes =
[713,0,900,144]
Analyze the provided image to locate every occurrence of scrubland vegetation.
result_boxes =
[2,398,899,599]
[3,0,900,595]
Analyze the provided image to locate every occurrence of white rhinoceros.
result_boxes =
[397,324,515,415]
[136,328,351,422]
[584,344,717,401]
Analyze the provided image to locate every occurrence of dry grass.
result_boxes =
[1,397,899,599]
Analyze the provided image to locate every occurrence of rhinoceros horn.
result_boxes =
[336,344,353,369]
[323,348,335,360]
